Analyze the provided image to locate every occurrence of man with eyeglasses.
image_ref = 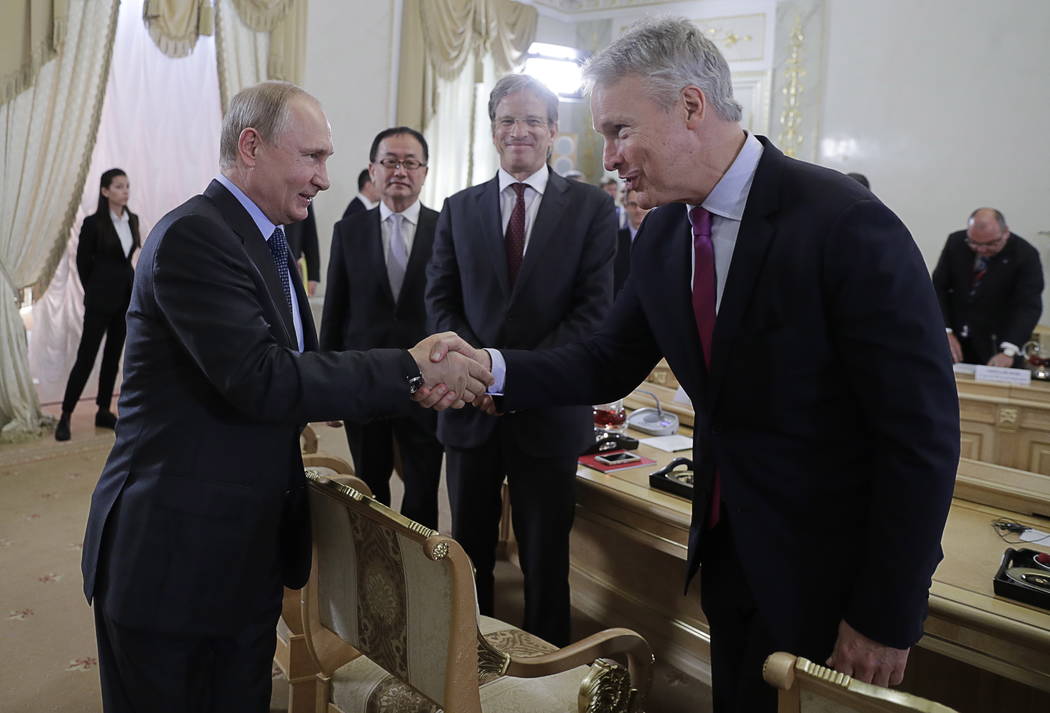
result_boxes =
[932,207,1043,367]
[426,73,617,646]
[320,126,446,528]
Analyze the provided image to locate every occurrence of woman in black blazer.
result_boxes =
[56,169,140,441]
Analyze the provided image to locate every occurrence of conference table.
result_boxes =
[564,391,1050,711]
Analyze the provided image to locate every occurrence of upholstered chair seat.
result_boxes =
[302,471,653,713]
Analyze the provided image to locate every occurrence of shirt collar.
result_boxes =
[216,174,279,240]
[110,209,129,225]
[358,194,377,210]
[686,131,763,227]
[379,199,422,225]
[498,164,549,196]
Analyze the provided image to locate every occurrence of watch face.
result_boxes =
[407,375,424,394]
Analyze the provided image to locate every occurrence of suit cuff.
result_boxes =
[485,348,506,395]
[999,342,1020,357]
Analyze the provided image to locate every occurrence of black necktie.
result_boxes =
[268,226,294,314]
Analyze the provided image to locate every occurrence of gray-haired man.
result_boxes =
[460,18,959,711]
[82,81,490,712]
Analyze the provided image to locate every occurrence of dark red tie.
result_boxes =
[690,206,721,528]
[505,183,527,286]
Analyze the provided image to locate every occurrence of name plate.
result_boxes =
[953,363,977,376]
[974,365,1032,387]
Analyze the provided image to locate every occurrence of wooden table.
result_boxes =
[568,420,1050,710]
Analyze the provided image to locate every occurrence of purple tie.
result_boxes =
[505,183,527,286]
[690,206,721,529]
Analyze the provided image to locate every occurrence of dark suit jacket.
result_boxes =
[284,202,320,282]
[342,196,367,220]
[614,227,633,296]
[931,230,1043,358]
[426,169,617,458]
[499,138,959,651]
[81,180,419,637]
[76,210,140,313]
[320,204,439,423]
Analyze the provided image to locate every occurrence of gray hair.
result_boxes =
[488,74,559,127]
[220,81,310,169]
[583,17,742,122]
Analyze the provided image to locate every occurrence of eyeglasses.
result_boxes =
[965,235,1007,249]
[376,158,427,170]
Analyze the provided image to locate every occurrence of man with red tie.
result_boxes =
[425,74,617,646]
[453,18,959,712]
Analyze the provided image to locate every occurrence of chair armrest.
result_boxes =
[503,628,653,709]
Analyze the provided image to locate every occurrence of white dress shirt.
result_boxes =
[216,174,304,352]
[111,209,134,257]
[498,164,549,253]
[379,199,421,266]
[686,131,764,314]
[487,132,765,394]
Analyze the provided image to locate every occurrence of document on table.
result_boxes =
[640,434,693,452]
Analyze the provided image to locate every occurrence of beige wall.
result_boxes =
[820,0,1050,287]
[302,0,400,297]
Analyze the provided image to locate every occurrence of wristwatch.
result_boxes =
[407,372,425,395]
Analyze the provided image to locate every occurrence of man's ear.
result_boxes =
[238,127,262,167]
[682,86,705,127]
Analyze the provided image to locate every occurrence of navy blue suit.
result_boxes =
[498,139,959,705]
[426,169,617,645]
[82,180,419,712]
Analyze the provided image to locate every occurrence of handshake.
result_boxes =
[407,332,496,411]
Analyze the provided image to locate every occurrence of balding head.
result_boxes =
[966,207,1009,257]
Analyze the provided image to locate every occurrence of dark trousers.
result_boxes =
[62,303,127,413]
[698,516,839,713]
[93,601,279,713]
[445,434,577,647]
[345,415,444,530]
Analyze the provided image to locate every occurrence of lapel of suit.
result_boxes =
[650,206,709,398]
[477,176,511,298]
[366,208,397,308]
[203,180,297,349]
[398,206,435,315]
[707,140,781,410]
[513,169,569,298]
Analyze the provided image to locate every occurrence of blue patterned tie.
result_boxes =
[268,226,294,314]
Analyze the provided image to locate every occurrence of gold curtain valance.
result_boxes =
[231,0,293,32]
[0,0,69,105]
[142,0,214,59]
[399,0,537,130]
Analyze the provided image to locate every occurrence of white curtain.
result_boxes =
[0,0,119,442]
[29,0,222,408]
[214,0,268,113]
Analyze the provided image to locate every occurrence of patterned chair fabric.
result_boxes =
[304,473,652,713]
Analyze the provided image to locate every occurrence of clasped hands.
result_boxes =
[408,332,494,411]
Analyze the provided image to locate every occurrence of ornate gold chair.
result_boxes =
[274,455,366,713]
[302,471,653,713]
[763,652,959,713]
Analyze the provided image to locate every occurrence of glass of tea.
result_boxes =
[593,399,627,433]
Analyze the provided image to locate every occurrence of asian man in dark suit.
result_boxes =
[455,20,959,712]
[425,74,618,647]
[341,168,380,219]
[81,82,491,713]
[932,207,1043,367]
[321,126,444,528]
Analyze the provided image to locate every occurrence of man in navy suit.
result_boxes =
[454,19,959,711]
[342,168,380,219]
[932,207,1043,367]
[426,74,618,646]
[81,82,490,713]
[321,127,444,528]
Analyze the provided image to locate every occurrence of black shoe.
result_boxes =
[95,410,118,429]
[55,413,71,442]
